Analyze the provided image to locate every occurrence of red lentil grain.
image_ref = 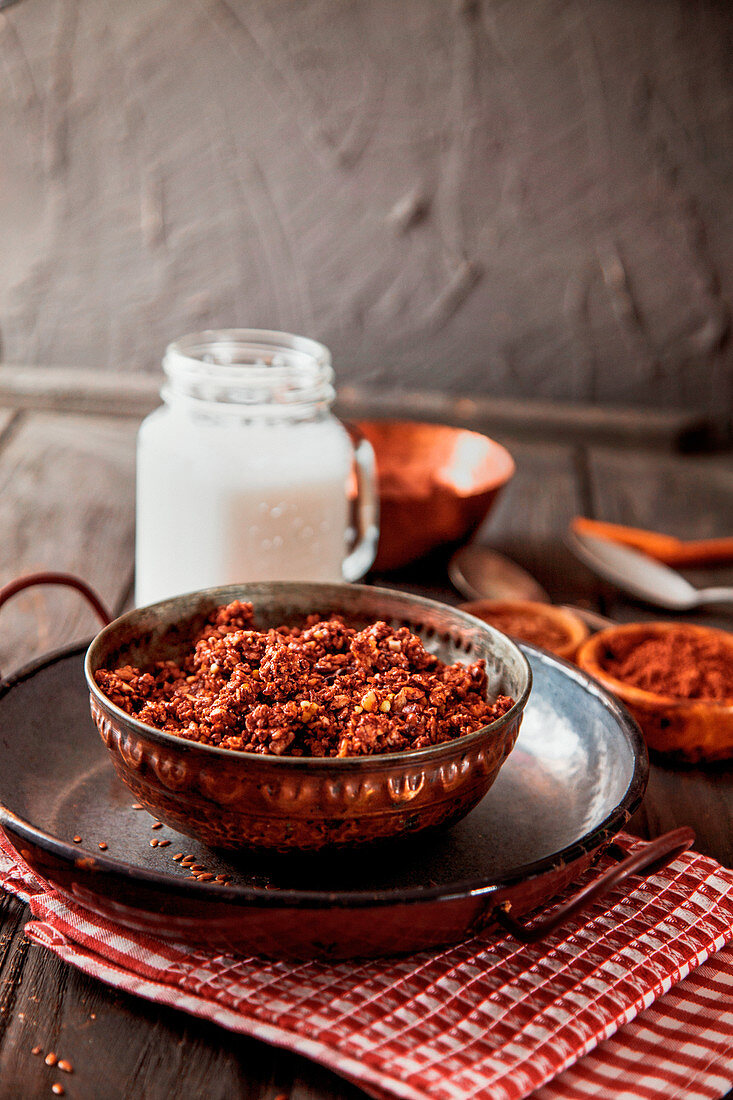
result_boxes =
[157,839,171,847]
[151,822,163,830]
[150,839,158,848]
[197,873,215,881]
[72,836,82,844]
[98,842,108,851]
[131,804,144,810]
[45,1053,57,1066]
[172,853,183,861]
[31,1045,42,1056]
[52,1085,65,1096]
[57,1060,73,1074]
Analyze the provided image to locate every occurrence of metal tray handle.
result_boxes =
[0,571,111,678]
[495,826,696,943]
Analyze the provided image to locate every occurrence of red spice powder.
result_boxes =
[473,608,569,653]
[599,626,733,701]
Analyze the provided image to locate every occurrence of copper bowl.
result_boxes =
[576,622,733,763]
[459,600,589,661]
[85,583,531,851]
[356,421,515,571]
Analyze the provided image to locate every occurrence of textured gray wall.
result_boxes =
[1,0,732,413]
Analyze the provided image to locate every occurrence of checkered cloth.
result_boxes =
[2,829,732,1100]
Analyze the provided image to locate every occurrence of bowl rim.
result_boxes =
[354,418,517,497]
[85,582,533,767]
[577,621,733,710]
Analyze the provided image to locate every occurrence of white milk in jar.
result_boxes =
[135,330,378,606]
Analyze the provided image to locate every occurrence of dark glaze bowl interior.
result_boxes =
[85,583,531,851]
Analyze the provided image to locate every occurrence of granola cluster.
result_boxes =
[96,601,514,758]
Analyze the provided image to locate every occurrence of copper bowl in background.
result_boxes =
[459,600,589,662]
[355,421,515,571]
[576,622,733,763]
[85,583,531,852]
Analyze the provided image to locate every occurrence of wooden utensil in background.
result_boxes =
[572,517,733,568]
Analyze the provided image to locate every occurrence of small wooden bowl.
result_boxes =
[356,420,515,572]
[576,622,733,763]
[460,600,589,661]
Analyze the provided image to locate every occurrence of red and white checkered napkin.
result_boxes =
[2,830,733,1100]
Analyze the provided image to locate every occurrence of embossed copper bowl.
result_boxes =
[85,583,531,851]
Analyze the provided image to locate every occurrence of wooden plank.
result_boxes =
[0,413,137,678]
[0,908,366,1100]
[476,439,599,607]
[586,447,733,628]
[339,387,713,453]
[588,446,733,866]
[0,367,713,450]
[0,366,161,419]
[629,762,733,869]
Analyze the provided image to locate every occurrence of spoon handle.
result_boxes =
[560,605,616,631]
[696,587,733,608]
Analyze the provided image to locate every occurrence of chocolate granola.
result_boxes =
[96,601,514,758]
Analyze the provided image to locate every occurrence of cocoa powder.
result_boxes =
[599,626,733,701]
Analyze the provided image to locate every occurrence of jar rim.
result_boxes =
[163,329,335,408]
[166,328,332,370]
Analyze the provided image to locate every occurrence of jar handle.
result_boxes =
[341,423,380,583]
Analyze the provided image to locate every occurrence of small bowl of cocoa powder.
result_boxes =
[576,622,733,762]
[459,600,589,662]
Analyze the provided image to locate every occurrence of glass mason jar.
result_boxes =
[135,329,379,606]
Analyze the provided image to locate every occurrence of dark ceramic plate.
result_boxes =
[0,643,647,958]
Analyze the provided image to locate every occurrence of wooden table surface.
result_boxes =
[0,405,732,1099]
